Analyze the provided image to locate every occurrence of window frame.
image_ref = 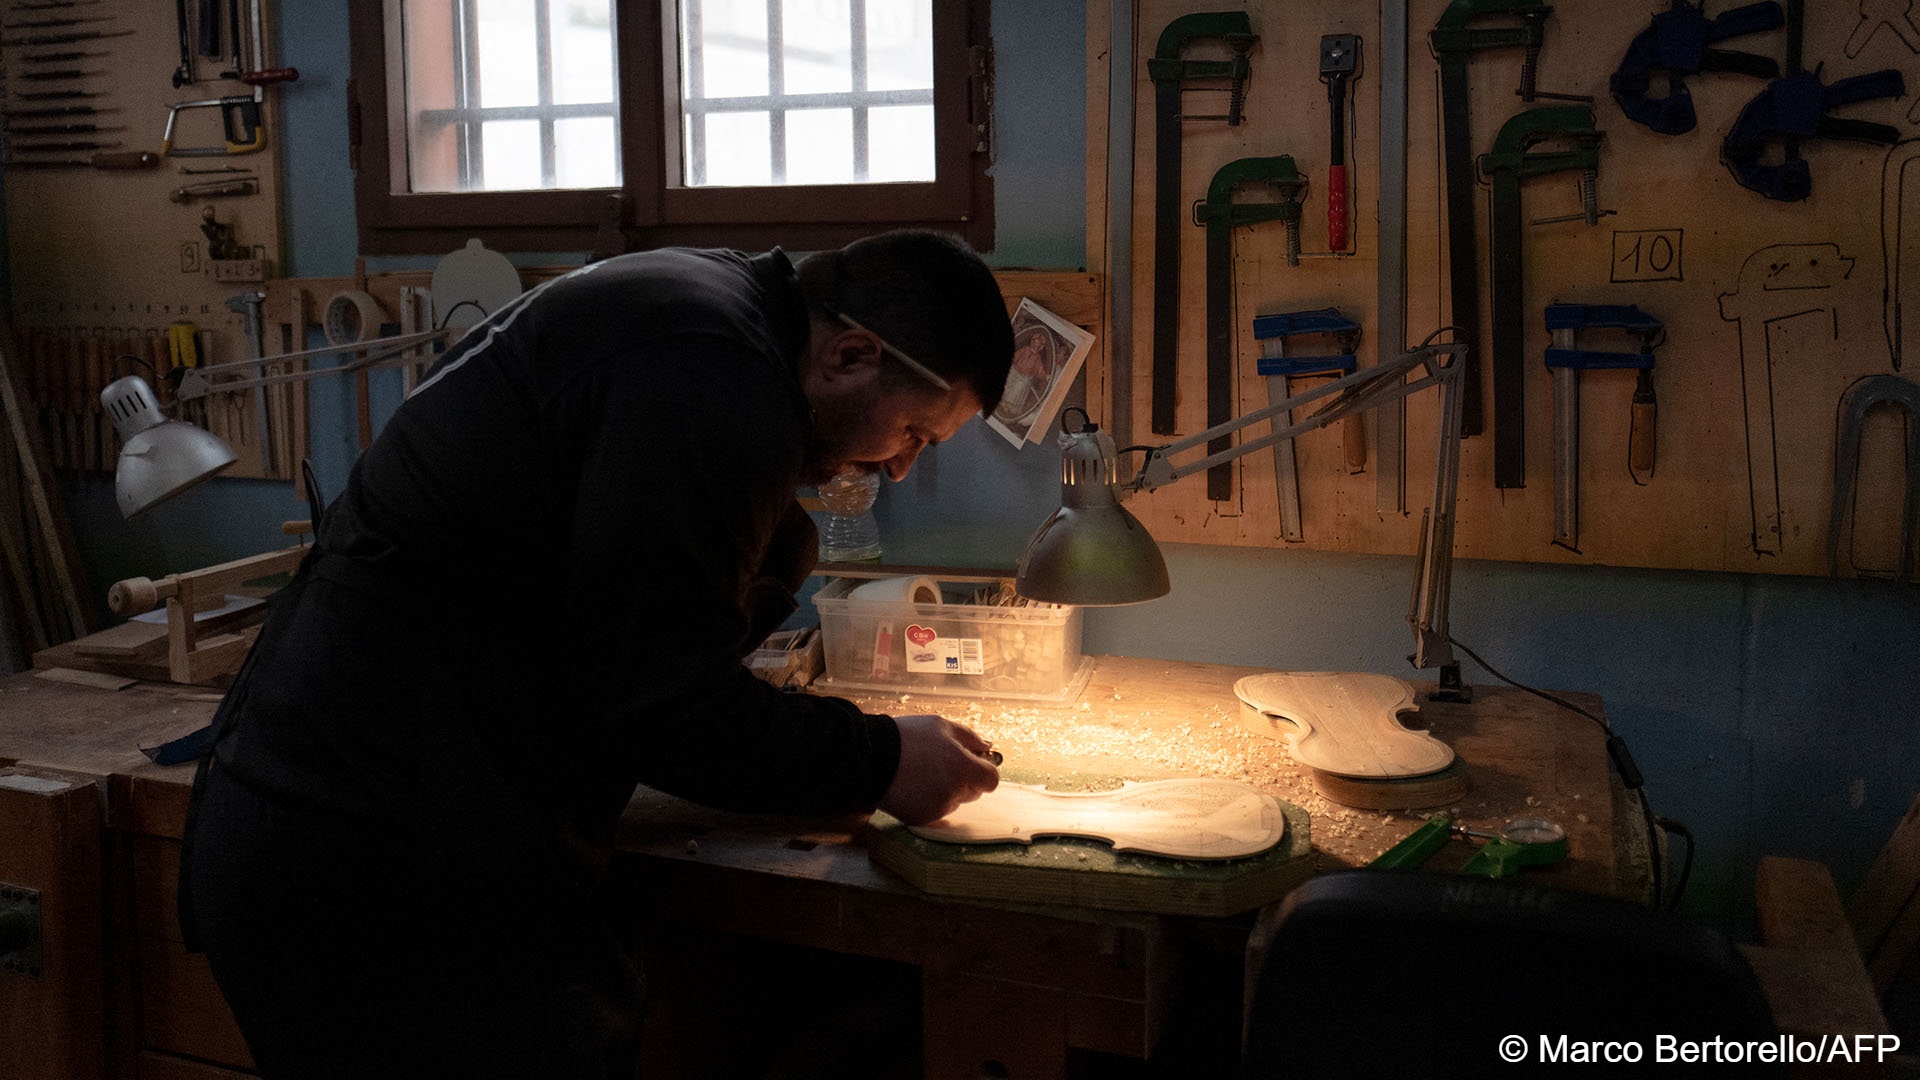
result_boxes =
[348,0,994,257]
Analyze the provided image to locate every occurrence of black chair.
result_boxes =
[1242,870,1782,1078]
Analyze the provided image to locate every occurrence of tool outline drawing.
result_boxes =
[1846,0,1920,57]
[1882,140,1920,371]
[1717,242,1856,557]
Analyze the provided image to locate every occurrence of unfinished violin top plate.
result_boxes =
[906,778,1288,860]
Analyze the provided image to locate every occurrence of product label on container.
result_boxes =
[903,624,984,675]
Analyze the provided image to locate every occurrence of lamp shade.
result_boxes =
[103,375,238,518]
[1014,426,1170,606]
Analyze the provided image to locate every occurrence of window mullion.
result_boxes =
[849,0,867,181]
[456,0,484,187]
[684,0,707,186]
[766,0,785,184]
[536,0,556,187]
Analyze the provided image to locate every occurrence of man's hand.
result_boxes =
[880,714,1000,825]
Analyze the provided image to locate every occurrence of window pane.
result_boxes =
[699,111,772,185]
[476,0,538,107]
[556,116,620,187]
[554,0,616,105]
[867,103,932,181]
[782,0,849,95]
[401,0,618,194]
[785,108,852,184]
[480,120,544,190]
[677,0,933,190]
[864,0,930,92]
[686,0,769,98]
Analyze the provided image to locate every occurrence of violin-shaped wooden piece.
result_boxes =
[1234,671,1454,779]
[907,778,1287,860]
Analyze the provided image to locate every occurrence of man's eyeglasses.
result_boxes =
[829,309,951,392]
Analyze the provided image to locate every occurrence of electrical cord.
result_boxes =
[1448,634,1686,909]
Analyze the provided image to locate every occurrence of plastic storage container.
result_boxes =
[811,577,1091,702]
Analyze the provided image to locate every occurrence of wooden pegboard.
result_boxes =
[1089,1,1920,579]
[4,0,291,480]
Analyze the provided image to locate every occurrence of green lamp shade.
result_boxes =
[1014,426,1170,606]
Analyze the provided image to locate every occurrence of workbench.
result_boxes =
[0,655,1645,1079]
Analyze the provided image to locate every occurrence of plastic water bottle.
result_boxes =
[817,468,882,562]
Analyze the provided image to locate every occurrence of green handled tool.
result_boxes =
[1370,814,1568,878]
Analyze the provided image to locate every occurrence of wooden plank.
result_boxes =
[1851,792,1920,987]
[1868,889,1920,996]
[69,622,169,661]
[33,668,139,692]
[1749,856,1892,1041]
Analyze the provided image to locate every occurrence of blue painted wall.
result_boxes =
[36,2,1919,934]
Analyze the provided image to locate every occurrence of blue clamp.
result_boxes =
[1253,307,1360,377]
[1543,304,1663,370]
[1610,1,1784,136]
[1722,67,1905,201]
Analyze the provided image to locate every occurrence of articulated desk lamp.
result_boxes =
[100,329,447,518]
[1013,338,1471,699]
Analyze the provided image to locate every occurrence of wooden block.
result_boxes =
[0,766,106,1080]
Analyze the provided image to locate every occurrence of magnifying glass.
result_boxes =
[1455,818,1569,878]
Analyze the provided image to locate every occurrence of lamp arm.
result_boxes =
[1126,340,1468,677]
[1407,344,1467,674]
[1132,342,1463,491]
[173,328,450,402]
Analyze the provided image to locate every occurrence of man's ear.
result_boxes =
[817,327,884,381]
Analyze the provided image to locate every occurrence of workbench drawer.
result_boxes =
[131,835,255,1072]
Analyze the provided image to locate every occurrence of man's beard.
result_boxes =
[799,394,876,485]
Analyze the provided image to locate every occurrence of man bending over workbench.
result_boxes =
[178,229,1012,1078]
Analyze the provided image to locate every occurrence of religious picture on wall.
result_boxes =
[986,298,1095,448]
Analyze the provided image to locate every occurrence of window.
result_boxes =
[349,0,993,256]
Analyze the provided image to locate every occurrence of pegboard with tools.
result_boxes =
[1087,1,1920,580]
[2,0,296,481]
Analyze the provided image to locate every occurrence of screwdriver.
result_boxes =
[4,151,159,170]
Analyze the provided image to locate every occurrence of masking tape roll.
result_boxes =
[848,576,943,606]
[323,290,384,346]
